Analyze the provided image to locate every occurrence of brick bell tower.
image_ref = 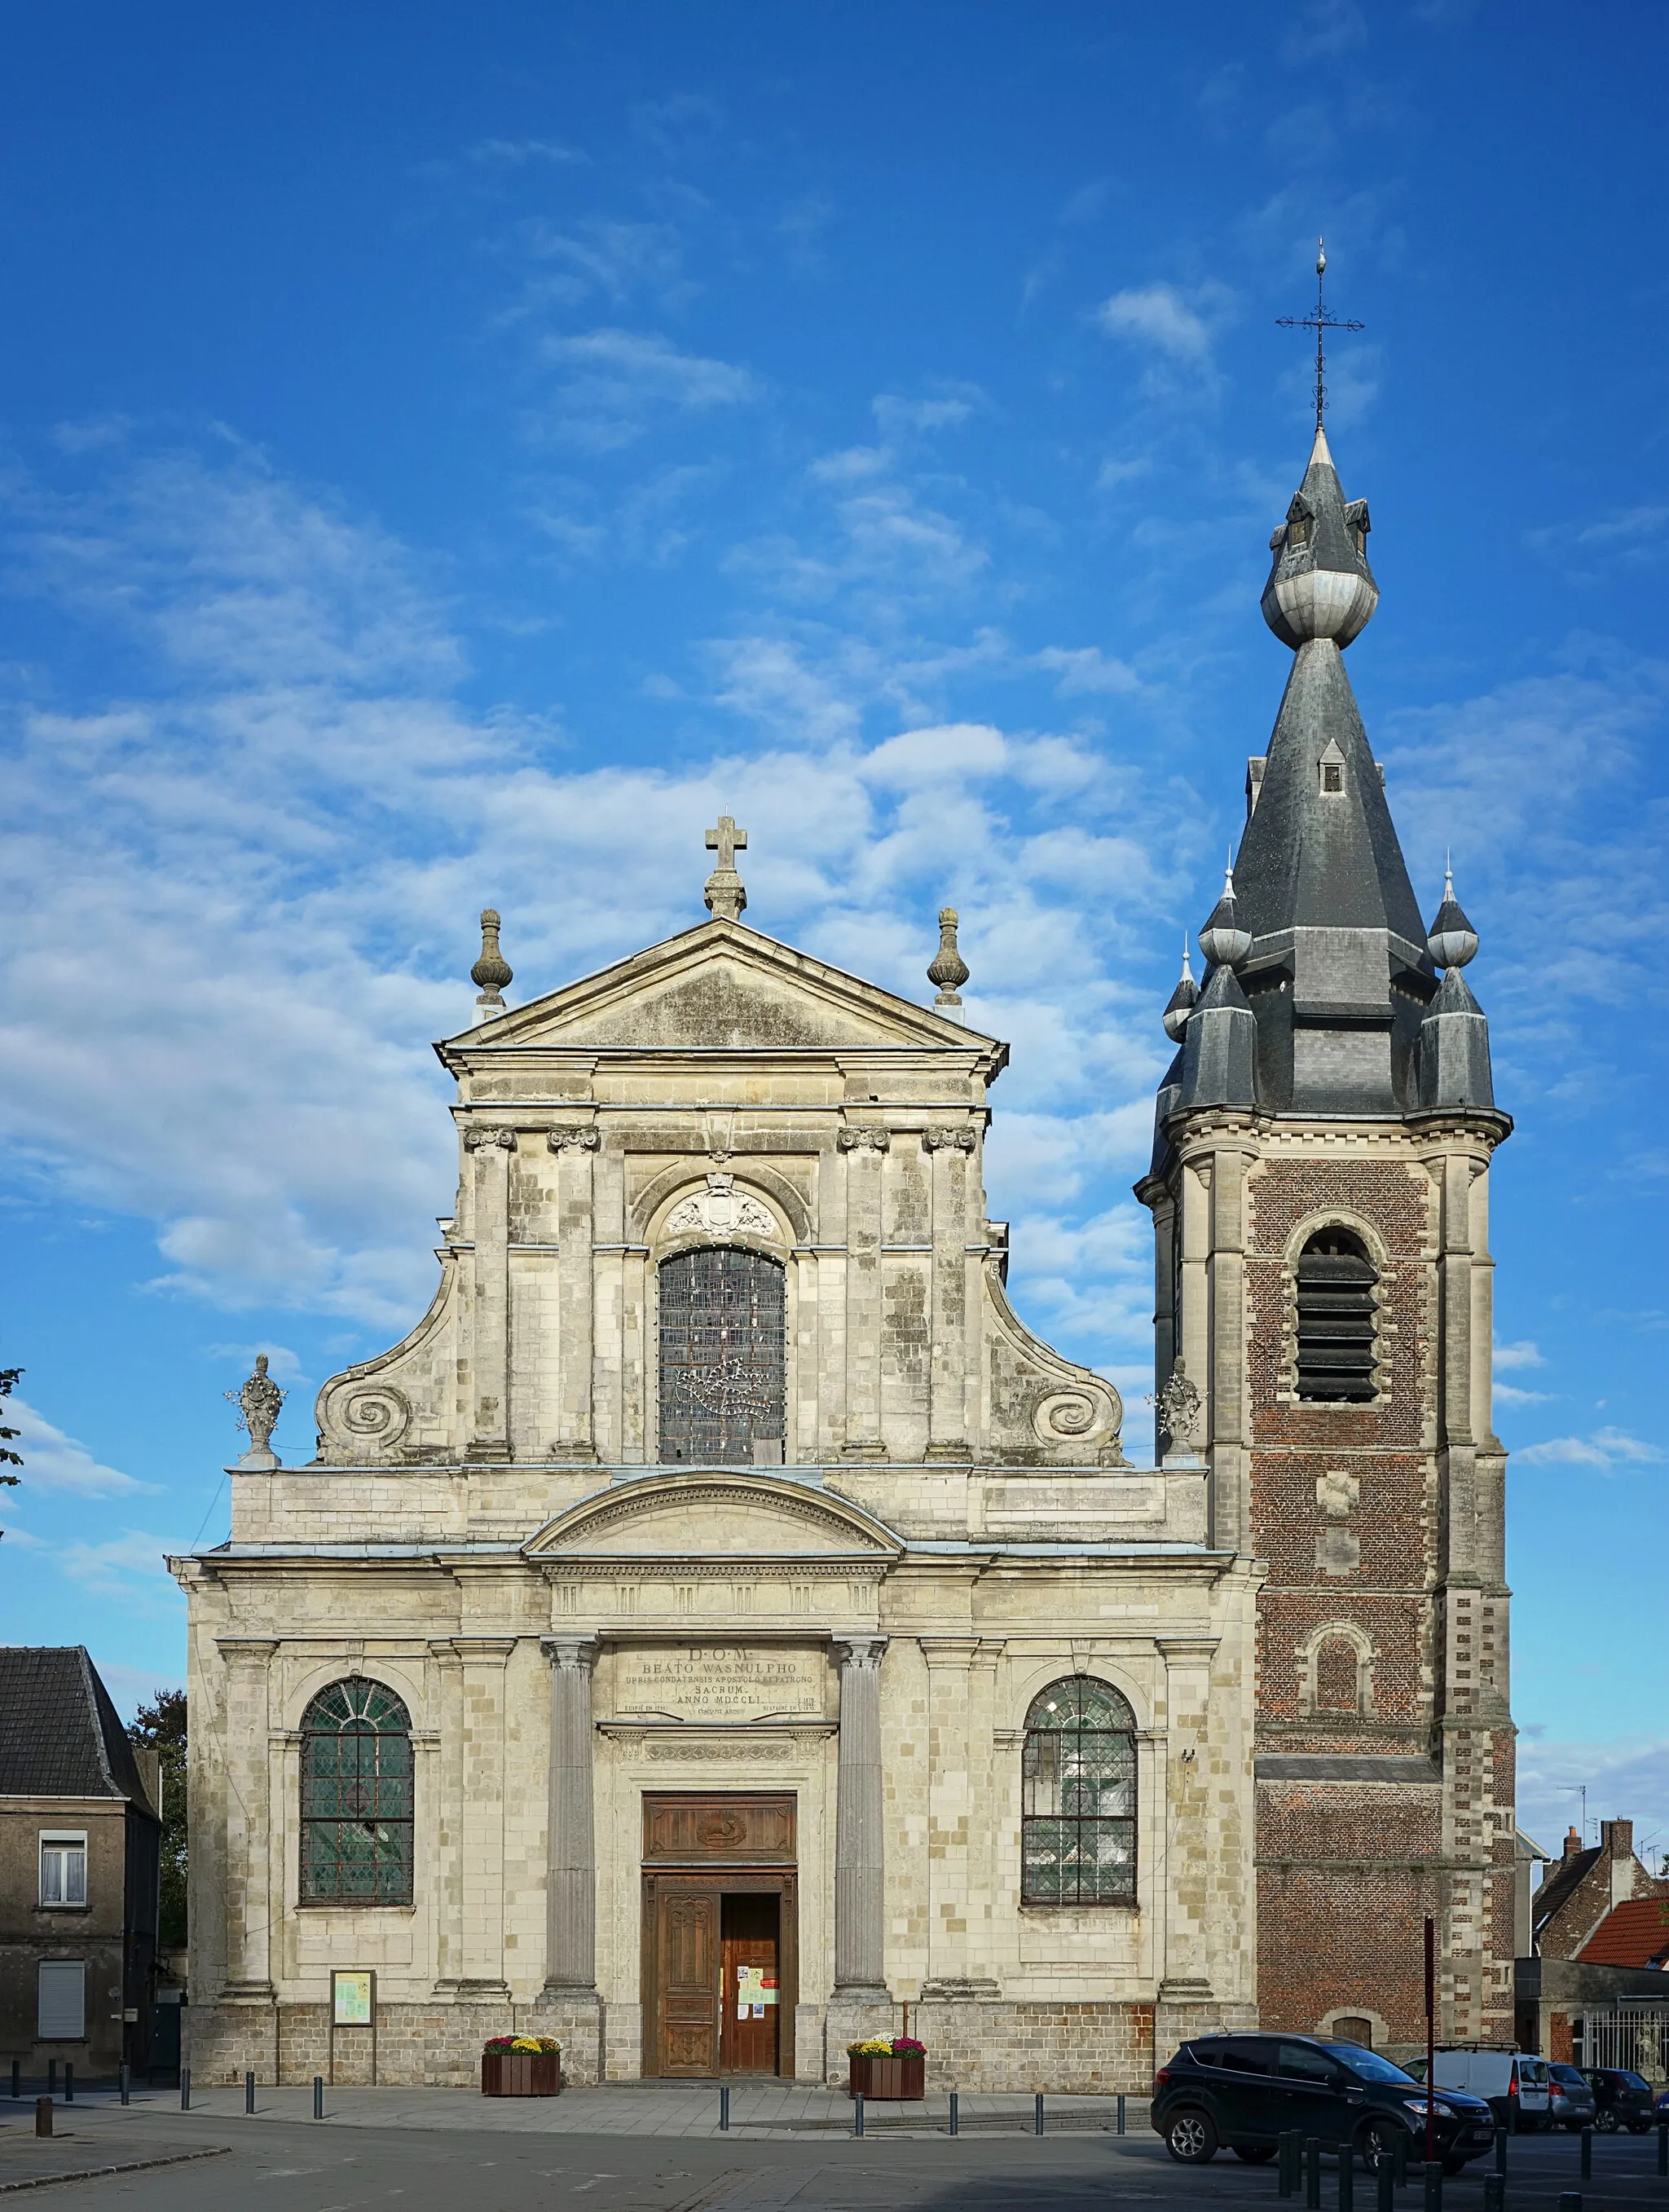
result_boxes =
[1135,421,1516,2051]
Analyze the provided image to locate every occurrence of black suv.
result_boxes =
[1585,2069,1656,2132]
[1151,2034,1496,2172]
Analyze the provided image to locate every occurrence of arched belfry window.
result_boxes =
[1294,1228,1380,1403]
[658,1245,786,1465]
[1021,1676,1137,1906]
[300,1678,414,1905]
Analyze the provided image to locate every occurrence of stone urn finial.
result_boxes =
[229,1353,286,1470]
[471,908,514,1025]
[928,907,970,1020]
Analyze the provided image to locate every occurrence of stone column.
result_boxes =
[464,1125,515,1458]
[1156,1634,1219,2039]
[839,1127,887,1457]
[541,1636,599,1994]
[217,1637,278,1999]
[548,1127,599,1461]
[925,1126,975,1457]
[832,1634,888,1994]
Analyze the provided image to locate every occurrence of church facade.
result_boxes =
[175,419,1514,2090]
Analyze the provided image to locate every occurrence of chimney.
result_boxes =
[1602,1818,1636,1907]
[1562,1826,1583,1860]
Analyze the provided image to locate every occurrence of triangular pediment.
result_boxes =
[523,1471,904,1560]
[442,919,1002,1060]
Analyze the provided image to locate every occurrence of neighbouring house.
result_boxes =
[0,1648,163,2078]
[1517,1819,1669,2069]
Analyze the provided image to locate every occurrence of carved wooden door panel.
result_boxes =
[655,1887,720,2076]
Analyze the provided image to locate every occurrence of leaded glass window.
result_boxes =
[658,1245,786,1465]
[300,1677,413,1906]
[1021,1675,1137,1906]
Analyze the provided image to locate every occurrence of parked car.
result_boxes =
[1584,2069,1655,2133]
[1548,2063,1598,2130]
[1403,2049,1552,2132]
[1150,2034,1496,2173]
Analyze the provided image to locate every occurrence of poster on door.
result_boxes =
[736,1965,779,2019]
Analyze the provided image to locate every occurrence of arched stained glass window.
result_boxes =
[658,1245,786,1465]
[300,1677,413,1906]
[1021,1675,1137,1906]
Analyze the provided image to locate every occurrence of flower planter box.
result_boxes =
[848,2052,924,2100]
[481,2052,562,2097]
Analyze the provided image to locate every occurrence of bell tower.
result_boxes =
[1136,421,1516,2049]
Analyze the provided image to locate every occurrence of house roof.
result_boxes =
[1579,1898,1669,1969]
[1531,1844,1602,1935]
[0,1646,153,1809]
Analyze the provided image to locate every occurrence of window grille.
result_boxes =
[1294,1228,1379,1403]
[301,1677,413,1906]
[1021,1675,1137,1906]
[658,1245,786,1465]
[39,1835,87,1907]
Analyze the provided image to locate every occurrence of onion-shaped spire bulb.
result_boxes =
[471,907,513,1015]
[928,906,971,1012]
[1425,864,1479,969]
[1197,864,1252,970]
[1163,935,1198,1042]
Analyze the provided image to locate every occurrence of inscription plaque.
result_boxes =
[614,1646,828,1722]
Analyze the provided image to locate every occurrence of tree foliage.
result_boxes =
[131,1686,187,1950]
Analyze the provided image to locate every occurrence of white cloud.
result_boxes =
[466,138,587,168]
[1281,0,1368,62]
[871,388,982,438]
[2,1399,155,1496]
[1095,282,1234,367]
[56,1528,187,1606]
[1517,1734,1669,1866]
[1515,1427,1663,1470]
[1033,646,1142,697]
[535,329,760,450]
[1494,1381,1555,1408]
[1495,1339,1547,1370]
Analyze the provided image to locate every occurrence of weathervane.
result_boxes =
[1276,238,1364,430]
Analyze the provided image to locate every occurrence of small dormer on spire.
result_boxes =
[470,908,513,1026]
[703,815,748,923]
[1162,936,1198,1040]
[928,906,970,1021]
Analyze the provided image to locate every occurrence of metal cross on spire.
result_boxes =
[1276,238,1364,431]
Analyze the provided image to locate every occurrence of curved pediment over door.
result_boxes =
[523,1470,904,1564]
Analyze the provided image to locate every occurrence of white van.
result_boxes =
[1406,2050,1552,2130]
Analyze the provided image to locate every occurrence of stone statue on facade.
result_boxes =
[1151,1357,1202,1459]
[229,1353,286,1470]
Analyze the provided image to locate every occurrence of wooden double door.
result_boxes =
[641,1793,798,2079]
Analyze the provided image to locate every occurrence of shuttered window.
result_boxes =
[37,1961,86,2040]
[1295,1229,1379,1403]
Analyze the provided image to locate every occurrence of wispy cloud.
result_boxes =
[56,1528,186,1606]
[1495,1339,1548,1370]
[467,138,587,168]
[2,1400,155,1496]
[1515,1426,1663,1470]
[535,328,760,449]
[1281,0,1368,63]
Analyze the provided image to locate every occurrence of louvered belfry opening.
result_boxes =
[658,1245,786,1465]
[1294,1227,1379,1403]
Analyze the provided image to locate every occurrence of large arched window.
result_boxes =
[300,1677,413,1906]
[1021,1675,1137,1906]
[658,1245,786,1465]
[1294,1228,1379,1403]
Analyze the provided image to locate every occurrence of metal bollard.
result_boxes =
[313,2075,324,2121]
[1116,2091,1125,2136]
[1306,2136,1322,2209]
[120,2063,130,2106]
[1035,2091,1045,2136]
[1392,2130,1408,2188]
[35,2097,52,2138]
[1422,2160,1442,2212]
[949,2091,958,2136]
[180,2066,191,2111]
[1483,2177,1504,2212]
[1376,2153,1394,2212]
[1658,2119,1668,2178]
[853,2091,864,2137]
[718,2084,729,2132]
[1338,2142,1354,2212]
[1279,2129,1299,2199]
[64,2063,73,2103]
[1579,2126,1592,2179]
[245,2069,256,2115]
[10,2059,18,2099]
[1495,2123,1508,2176]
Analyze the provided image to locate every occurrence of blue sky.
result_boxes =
[0,1,1665,1862]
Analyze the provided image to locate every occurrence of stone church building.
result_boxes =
[175,418,1515,2090]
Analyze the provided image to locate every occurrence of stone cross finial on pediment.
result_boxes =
[703,816,748,921]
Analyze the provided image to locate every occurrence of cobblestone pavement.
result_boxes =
[2,2098,1667,2212]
